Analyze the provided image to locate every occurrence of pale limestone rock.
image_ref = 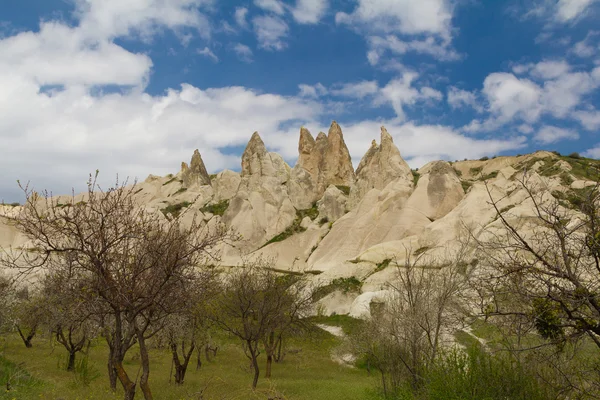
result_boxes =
[249,223,330,271]
[317,185,347,223]
[349,290,391,319]
[288,125,354,209]
[308,179,426,272]
[349,126,413,207]
[212,170,241,202]
[300,216,312,230]
[318,291,359,316]
[223,132,295,252]
[181,149,211,187]
[297,127,320,176]
[288,166,318,210]
[571,180,596,189]
[318,122,355,193]
[403,161,464,221]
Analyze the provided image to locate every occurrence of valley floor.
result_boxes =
[0,317,381,400]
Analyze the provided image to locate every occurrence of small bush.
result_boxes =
[479,156,489,161]
[162,177,177,186]
[559,172,574,186]
[375,259,391,272]
[335,185,351,196]
[470,166,483,175]
[174,187,188,195]
[313,277,362,300]
[160,201,191,218]
[200,200,229,216]
[478,171,498,181]
[568,152,581,159]
[461,181,473,192]
[412,170,420,186]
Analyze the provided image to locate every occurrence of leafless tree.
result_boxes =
[470,175,600,396]
[0,173,228,400]
[351,247,468,396]
[210,259,316,389]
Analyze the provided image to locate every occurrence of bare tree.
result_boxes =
[472,175,600,396]
[0,173,227,400]
[39,270,96,371]
[476,177,600,346]
[351,247,467,395]
[210,259,315,389]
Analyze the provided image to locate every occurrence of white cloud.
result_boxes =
[572,31,600,57]
[74,0,212,41]
[466,60,600,132]
[447,86,483,112]
[254,0,286,15]
[574,109,600,129]
[483,73,542,124]
[336,0,456,66]
[534,125,579,143]
[332,121,526,168]
[531,60,571,79]
[367,35,459,65]
[298,83,328,98]
[583,144,600,158]
[330,81,379,98]
[234,7,249,28]
[197,47,219,62]
[336,0,452,37]
[233,43,254,62]
[0,22,152,87]
[292,0,328,24]
[555,0,597,22]
[0,77,325,200]
[252,15,289,50]
[377,73,442,121]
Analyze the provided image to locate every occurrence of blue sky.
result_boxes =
[0,0,599,201]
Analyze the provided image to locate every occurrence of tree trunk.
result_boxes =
[248,340,260,389]
[196,347,202,371]
[275,335,283,362]
[67,351,76,371]
[138,333,153,400]
[16,325,36,348]
[265,354,273,378]
[205,343,211,362]
[114,361,136,400]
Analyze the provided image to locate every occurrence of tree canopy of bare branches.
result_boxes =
[0,173,228,400]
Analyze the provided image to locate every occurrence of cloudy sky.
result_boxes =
[0,0,599,202]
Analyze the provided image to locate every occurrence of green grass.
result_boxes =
[335,186,350,196]
[200,200,229,216]
[461,181,473,192]
[374,259,391,273]
[160,201,191,218]
[162,177,178,186]
[412,170,420,186]
[313,277,362,301]
[0,330,380,400]
[469,166,483,176]
[262,205,320,247]
[174,187,188,195]
[309,315,365,336]
[478,171,498,181]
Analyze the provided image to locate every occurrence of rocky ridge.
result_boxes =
[2,122,599,318]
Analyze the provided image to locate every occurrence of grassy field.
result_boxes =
[0,318,381,400]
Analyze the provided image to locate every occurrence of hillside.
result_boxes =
[2,121,599,318]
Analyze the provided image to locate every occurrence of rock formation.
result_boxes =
[3,124,594,318]
[349,126,413,208]
[288,122,355,209]
[181,149,211,187]
[318,121,355,193]
[222,132,295,254]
